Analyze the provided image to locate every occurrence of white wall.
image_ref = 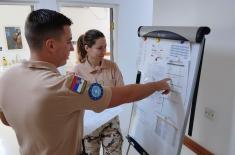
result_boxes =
[35,0,58,10]
[116,0,154,84]
[154,0,235,154]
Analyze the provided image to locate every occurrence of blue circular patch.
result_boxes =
[88,83,103,101]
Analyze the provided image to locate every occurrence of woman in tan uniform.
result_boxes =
[73,29,124,155]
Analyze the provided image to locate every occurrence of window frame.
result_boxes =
[57,1,118,62]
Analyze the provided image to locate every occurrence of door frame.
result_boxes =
[57,1,118,62]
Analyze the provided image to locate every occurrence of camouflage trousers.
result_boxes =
[82,115,123,155]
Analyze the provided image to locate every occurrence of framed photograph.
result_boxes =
[5,27,23,50]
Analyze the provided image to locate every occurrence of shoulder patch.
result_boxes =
[70,76,87,94]
[88,83,103,101]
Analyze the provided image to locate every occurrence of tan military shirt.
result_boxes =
[0,60,111,155]
[73,59,124,87]
[73,59,124,135]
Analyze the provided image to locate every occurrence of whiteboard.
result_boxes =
[128,26,210,155]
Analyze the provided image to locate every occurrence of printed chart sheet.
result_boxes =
[131,38,191,155]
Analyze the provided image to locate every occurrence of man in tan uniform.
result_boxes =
[0,9,170,155]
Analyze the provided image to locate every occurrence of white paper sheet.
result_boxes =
[130,38,191,155]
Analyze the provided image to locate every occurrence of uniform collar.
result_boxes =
[22,60,59,73]
[84,59,107,73]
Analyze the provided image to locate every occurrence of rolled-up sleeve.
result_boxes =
[52,75,112,114]
[80,85,112,112]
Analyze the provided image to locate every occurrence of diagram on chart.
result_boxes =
[135,37,190,147]
[128,26,209,155]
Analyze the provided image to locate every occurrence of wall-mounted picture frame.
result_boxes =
[5,27,23,50]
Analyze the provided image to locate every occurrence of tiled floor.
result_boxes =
[0,121,196,155]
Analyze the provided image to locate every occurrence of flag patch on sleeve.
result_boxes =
[70,76,87,94]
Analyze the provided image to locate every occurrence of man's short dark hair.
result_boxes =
[25,9,72,50]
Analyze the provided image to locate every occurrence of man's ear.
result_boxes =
[45,39,56,53]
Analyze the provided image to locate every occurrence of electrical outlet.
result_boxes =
[204,107,215,120]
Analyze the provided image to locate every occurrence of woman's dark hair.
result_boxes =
[77,29,105,63]
[25,9,72,51]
